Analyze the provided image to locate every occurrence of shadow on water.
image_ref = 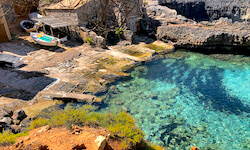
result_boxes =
[144,60,250,115]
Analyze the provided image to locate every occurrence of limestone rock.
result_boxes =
[95,135,107,150]
[80,26,106,48]
[0,117,13,125]
[1,124,14,132]
[11,125,21,133]
[158,0,250,22]
[156,21,250,55]
[71,124,82,134]
[13,119,21,125]
[145,1,177,19]
[70,143,86,150]
[20,117,33,131]
[12,109,27,121]
[0,108,10,119]
[123,30,133,44]
[37,125,51,133]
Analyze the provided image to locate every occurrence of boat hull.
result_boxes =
[30,32,60,46]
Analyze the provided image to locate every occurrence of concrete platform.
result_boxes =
[0,53,23,68]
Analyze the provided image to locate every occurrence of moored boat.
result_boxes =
[30,32,61,46]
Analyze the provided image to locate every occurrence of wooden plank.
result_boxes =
[0,24,8,42]
[0,4,11,41]
[33,16,73,28]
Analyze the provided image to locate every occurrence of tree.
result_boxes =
[42,0,141,38]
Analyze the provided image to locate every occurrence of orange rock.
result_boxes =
[191,146,200,150]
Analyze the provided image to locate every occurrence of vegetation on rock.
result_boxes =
[28,105,148,149]
[0,130,29,146]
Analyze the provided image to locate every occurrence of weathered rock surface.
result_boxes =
[80,26,106,48]
[156,21,250,55]
[10,125,22,133]
[95,135,108,150]
[146,1,177,19]
[0,108,10,119]
[142,1,250,55]
[0,117,13,125]
[0,109,29,134]
[158,0,250,22]
[12,110,27,122]
[2,126,112,150]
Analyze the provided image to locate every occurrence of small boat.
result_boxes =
[20,20,36,32]
[30,32,61,46]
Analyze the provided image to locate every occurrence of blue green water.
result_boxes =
[99,51,250,150]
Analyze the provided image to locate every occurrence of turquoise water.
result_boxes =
[99,51,250,150]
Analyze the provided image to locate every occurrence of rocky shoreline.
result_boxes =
[0,37,174,135]
[141,0,250,55]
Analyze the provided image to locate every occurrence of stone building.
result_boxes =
[44,0,142,28]
[42,0,143,46]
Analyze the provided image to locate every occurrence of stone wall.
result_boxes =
[76,0,100,26]
[59,25,81,39]
[0,2,16,25]
[45,0,143,27]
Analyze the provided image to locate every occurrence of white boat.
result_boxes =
[20,20,36,32]
[30,32,61,46]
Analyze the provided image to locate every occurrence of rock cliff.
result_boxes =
[156,21,250,55]
[158,0,250,22]
[141,1,250,55]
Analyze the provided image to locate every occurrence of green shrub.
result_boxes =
[1,105,163,149]
[86,37,93,44]
[0,130,29,146]
[115,27,123,39]
[30,105,145,148]
[29,118,50,130]
[103,112,145,148]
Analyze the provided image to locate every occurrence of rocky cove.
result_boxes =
[0,0,250,149]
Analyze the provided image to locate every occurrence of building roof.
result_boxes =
[45,0,89,10]
[33,16,73,28]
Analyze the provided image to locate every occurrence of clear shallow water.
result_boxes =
[99,51,250,150]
